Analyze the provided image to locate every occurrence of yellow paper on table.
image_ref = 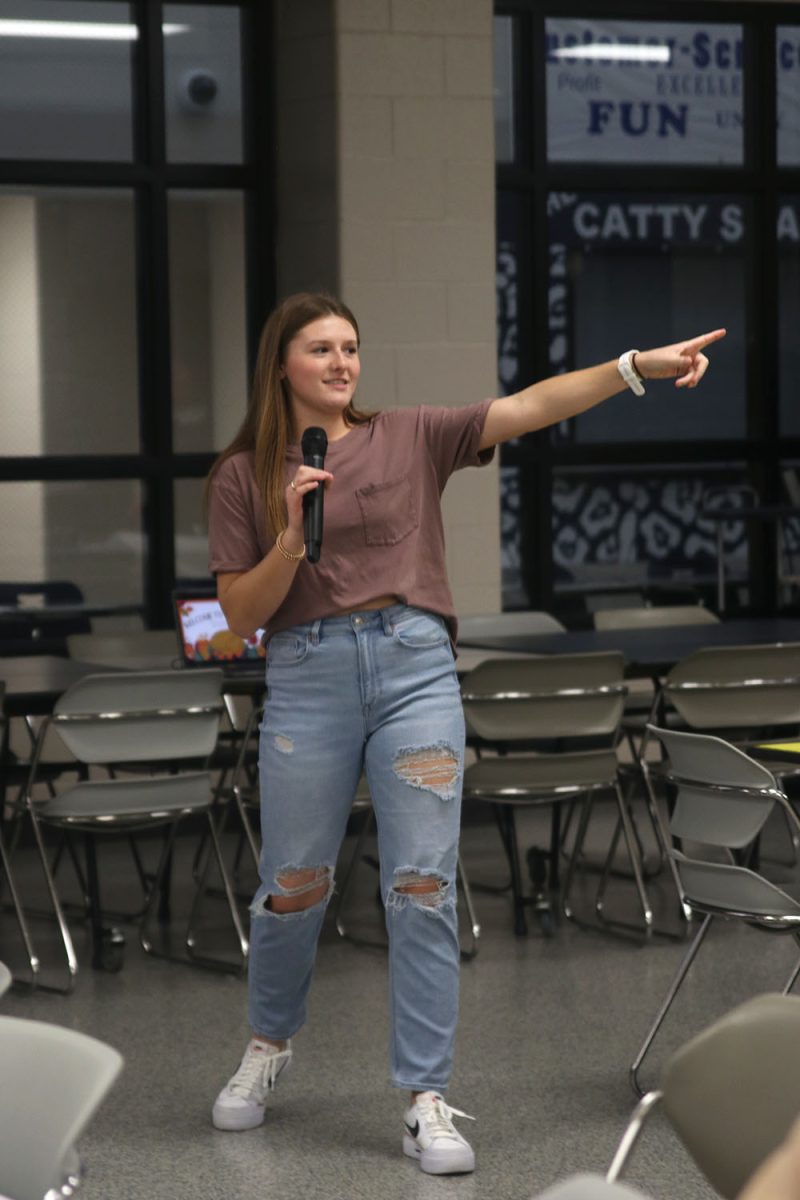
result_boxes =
[755,740,800,755]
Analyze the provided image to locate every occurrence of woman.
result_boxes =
[206,290,725,1175]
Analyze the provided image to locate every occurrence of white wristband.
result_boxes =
[617,349,645,396]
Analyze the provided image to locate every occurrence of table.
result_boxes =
[699,504,800,611]
[457,617,800,676]
[0,655,121,718]
[0,603,145,657]
[0,603,143,621]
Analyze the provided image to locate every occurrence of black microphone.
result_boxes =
[301,426,328,564]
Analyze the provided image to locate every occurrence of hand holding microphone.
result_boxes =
[284,428,331,565]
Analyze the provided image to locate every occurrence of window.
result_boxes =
[0,2,272,623]
[545,17,744,166]
[496,4,795,616]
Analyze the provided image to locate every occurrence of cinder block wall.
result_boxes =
[276,0,501,615]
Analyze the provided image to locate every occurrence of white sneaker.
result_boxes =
[212,1038,292,1131]
[403,1091,475,1174]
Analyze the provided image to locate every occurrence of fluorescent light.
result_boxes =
[0,19,189,40]
[552,44,671,64]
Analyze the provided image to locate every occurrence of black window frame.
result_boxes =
[0,0,275,627]
[496,0,800,615]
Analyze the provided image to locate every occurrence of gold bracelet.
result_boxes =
[276,530,306,562]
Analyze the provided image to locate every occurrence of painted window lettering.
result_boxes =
[545,18,743,165]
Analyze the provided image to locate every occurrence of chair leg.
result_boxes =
[629,912,713,1097]
[562,795,594,923]
[333,808,377,941]
[596,781,653,937]
[26,807,79,992]
[456,851,480,958]
[606,1090,664,1182]
[185,810,249,973]
[641,763,689,923]
[0,827,40,987]
[83,834,125,973]
[497,806,528,936]
[783,933,800,993]
[235,792,261,869]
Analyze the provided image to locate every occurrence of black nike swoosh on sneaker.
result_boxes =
[405,1121,420,1139]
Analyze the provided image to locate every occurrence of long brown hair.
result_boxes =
[207,291,374,538]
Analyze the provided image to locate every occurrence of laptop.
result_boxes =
[172,588,267,677]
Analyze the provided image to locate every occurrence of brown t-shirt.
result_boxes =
[207,399,495,645]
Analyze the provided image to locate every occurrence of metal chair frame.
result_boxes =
[631,727,800,1097]
[461,652,653,940]
[613,993,800,1200]
[0,1013,123,1200]
[14,669,248,990]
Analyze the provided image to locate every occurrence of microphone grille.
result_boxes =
[301,426,328,456]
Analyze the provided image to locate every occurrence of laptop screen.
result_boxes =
[174,593,266,667]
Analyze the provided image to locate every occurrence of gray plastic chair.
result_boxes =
[632,727,800,1095]
[658,642,800,735]
[461,652,652,939]
[612,993,800,1200]
[593,605,721,757]
[632,641,800,914]
[0,681,41,990]
[0,1013,123,1200]
[593,604,719,632]
[185,689,263,946]
[18,669,247,989]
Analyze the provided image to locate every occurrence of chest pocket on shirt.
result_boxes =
[355,475,419,546]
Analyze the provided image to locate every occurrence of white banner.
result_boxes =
[546,19,743,164]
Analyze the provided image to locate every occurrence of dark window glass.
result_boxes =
[545,17,743,166]
[0,186,139,455]
[0,0,134,160]
[168,189,247,452]
[547,191,747,443]
[779,197,800,436]
[778,27,800,166]
[164,4,243,164]
[175,478,210,581]
[0,479,144,605]
[551,466,752,603]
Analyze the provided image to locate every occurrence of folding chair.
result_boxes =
[0,1014,123,1200]
[641,642,800,766]
[16,668,247,990]
[186,689,262,952]
[613,993,800,1200]
[461,652,652,939]
[632,643,800,919]
[631,727,800,1096]
[0,681,42,989]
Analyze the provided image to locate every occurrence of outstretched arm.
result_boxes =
[478,328,727,451]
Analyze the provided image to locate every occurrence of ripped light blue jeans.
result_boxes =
[249,604,465,1092]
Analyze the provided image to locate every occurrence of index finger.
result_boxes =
[682,328,727,353]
